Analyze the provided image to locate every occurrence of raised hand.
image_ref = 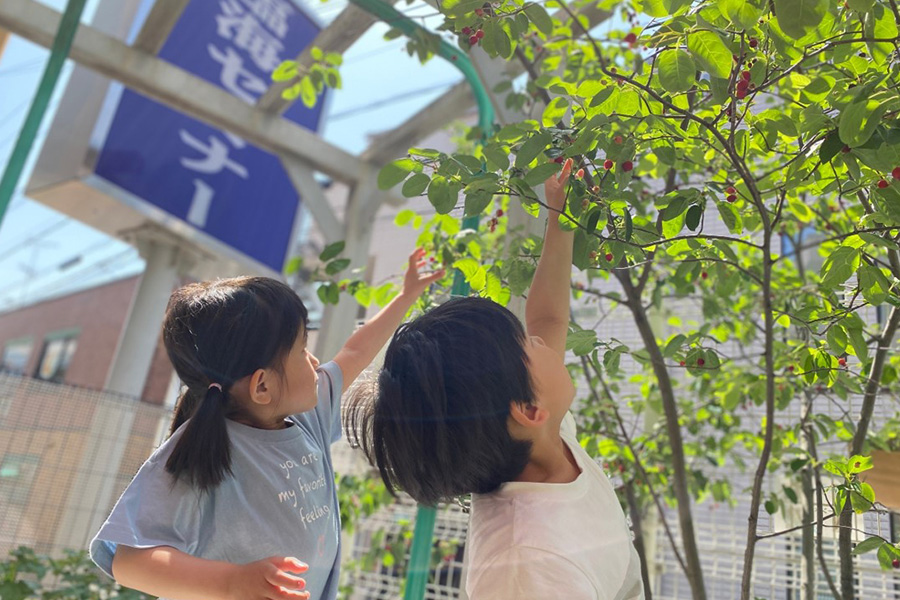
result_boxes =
[544,158,573,215]
[401,247,446,298]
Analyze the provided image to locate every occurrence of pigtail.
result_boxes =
[165,385,232,493]
[168,387,199,436]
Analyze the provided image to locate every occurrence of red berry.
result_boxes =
[736,79,750,91]
[736,88,747,99]
[622,160,634,172]
[474,8,484,16]
[554,156,565,164]
[727,194,737,202]
[893,559,900,569]
[610,66,617,74]
[604,253,613,262]
[838,358,847,367]
[476,29,484,39]
[496,209,504,217]
[787,365,794,372]
[462,27,472,34]
[614,135,623,144]
[878,179,889,188]
[575,168,585,179]
[679,361,685,367]
[604,159,614,169]
[726,186,736,194]
[697,358,705,366]
[701,271,708,279]
[624,32,637,44]
[749,38,759,48]
[469,35,479,45]
[893,166,900,179]
[742,70,751,81]
[841,145,851,154]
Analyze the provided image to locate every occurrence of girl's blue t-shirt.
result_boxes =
[90,361,344,600]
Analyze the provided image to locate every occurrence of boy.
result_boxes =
[345,160,645,599]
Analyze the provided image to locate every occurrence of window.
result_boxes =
[0,454,39,505]
[0,338,33,374]
[35,331,79,383]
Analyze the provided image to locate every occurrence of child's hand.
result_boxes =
[227,556,309,600]
[544,158,573,215]
[400,248,445,299]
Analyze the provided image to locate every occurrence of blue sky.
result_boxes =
[0,0,462,310]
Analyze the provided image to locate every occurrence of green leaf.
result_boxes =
[765,500,777,514]
[272,60,298,82]
[848,0,875,11]
[566,329,598,356]
[658,50,696,93]
[848,455,874,474]
[524,162,563,187]
[840,98,889,147]
[783,486,798,503]
[283,256,302,276]
[394,209,415,226]
[853,536,884,556]
[859,264,892,305]
[851,490,873,513]
[484,145,510,170]
[515,132,552,169]
[524,3,553,36]
[319,241,345,261]
[788,198,815,223]
[819,130,845,162]
[464,190,493,217]
[427,176,458,214]
[325,258,351,275]
[507,259,535,296]
[401,173,430,197]
[685,205,702,231]
[542,97,569,127]
[821,247,860,289]
[720,0,763,30]
[774,0,827,39]
[378,158,420,190]
[452,258,486,291]
[716,201,742,234]
[687,30,732,79]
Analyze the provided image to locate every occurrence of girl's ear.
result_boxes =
[248,368,273,406]
[509,400,549,429]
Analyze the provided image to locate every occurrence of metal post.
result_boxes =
[0,0,87,228]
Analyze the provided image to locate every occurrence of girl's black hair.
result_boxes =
[163,276,307,492]
[344,296,535,506]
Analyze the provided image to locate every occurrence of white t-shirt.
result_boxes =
[464,413,645,600]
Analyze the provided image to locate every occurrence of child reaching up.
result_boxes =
[346,161,645,599]
[90,251,443,600]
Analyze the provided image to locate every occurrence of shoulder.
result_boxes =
[316,361,343,398]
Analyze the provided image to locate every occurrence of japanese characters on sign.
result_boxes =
[94,0,324,273]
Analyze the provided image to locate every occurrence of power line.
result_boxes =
[0,218,70,264]
[329,79,458,120]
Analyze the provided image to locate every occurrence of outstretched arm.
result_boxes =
[525,159,574,359]
[333,248,444,392]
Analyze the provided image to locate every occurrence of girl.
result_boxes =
[346,163,645,599]
[90,250,443,600]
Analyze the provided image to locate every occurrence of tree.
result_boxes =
[304,0,900,597]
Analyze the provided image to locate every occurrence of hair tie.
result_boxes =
[208,383,223,392]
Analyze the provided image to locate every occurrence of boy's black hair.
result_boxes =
[163,276,308,493]
[345,296,534,506]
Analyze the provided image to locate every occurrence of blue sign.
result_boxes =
[94,0,325,272]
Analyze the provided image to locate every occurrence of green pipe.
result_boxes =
[346,1,493,598]
[0,0,88,228]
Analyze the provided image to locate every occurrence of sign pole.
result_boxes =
[0,0,87,229]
